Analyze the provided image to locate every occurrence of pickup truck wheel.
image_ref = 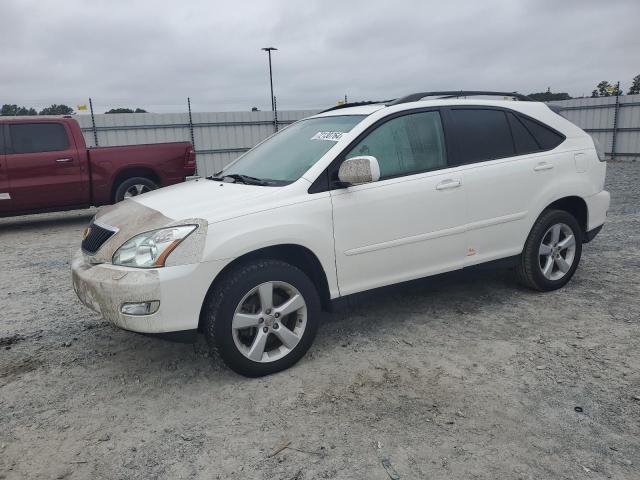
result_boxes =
[202,259,320,377]
[114,177,158,203]
[516,209,583,291]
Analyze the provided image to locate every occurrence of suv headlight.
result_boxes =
[112,225,197,268]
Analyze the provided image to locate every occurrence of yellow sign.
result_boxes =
[77,104,88,111]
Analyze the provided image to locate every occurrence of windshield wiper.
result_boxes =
[207,173,270,186]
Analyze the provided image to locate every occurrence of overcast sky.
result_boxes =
[1,0,638,113]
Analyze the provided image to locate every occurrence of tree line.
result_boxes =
[2,74,640,116]
[1,104,74,116]
[0,104,148,116]
[526,74,640,101]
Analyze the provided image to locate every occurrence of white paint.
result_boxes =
[0,193,10,200]
[331,168,466,295]
[72,98,610,334]
[574,152,589,173]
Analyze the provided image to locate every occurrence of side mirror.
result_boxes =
[337,156,381,186]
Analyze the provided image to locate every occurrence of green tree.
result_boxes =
[591,81,622,97]
[105,107,148,114]
[19,106,37,115]
[527,88,572,102]
[1,104,38,116]
[39,104,74,115]
[1,104,18,115]
[628,74,640,95]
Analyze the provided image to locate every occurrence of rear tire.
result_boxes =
[202,259,320,377]
[516,209,583,291]
[114,177,158,203]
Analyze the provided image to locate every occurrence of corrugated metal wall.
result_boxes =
[74,96,640,174]
[75,110,318,176]
[548,94,640,160]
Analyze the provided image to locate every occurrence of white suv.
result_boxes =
[72,91,610,377]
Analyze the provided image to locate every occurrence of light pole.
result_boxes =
[261,46,278,132]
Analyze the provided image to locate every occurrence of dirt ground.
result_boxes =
[1,162,639,480]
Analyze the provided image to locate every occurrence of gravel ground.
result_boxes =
[1,162,639,480]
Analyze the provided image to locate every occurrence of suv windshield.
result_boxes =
[219,115,365,184]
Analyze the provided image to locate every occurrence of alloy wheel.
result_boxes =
[538,223,577,281]
[231,281,307,363]
[123,184,151,198]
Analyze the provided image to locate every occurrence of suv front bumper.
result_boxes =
[71,250,226,333]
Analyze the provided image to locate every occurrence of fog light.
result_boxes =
[121,301,160,316]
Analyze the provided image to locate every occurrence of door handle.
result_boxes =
[436,179,462,190]
[55,158,73,163]
[533,162,554,172]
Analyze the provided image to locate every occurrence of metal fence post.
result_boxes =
[187,97,197,176]
[611,82,620,160]
[187,97,198,176]
[273,95,279,132]
[187,97,195,148]
[89,98,99,147]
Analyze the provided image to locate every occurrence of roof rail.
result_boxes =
[386,91,534,106]
[319,100,390,114]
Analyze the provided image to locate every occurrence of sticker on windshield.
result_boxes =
[311,131,344,141]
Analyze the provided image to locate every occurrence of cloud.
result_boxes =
[1,0,638,113]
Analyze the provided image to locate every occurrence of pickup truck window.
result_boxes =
[8,123,69,154]
[222,115,365,184]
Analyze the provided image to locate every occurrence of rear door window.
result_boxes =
[8,123,69,154]
[448,108,515,164]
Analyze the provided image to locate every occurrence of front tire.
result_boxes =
[202,259,320,377]
[516,209,583,291]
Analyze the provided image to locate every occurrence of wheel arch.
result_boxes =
[198,243,332,332]
[544,196,588,235]
[111,167,161,202]
[519,195,589,255]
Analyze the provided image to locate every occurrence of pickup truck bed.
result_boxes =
[0,116,196,217]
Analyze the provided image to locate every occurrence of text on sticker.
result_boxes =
[311,131,344,141]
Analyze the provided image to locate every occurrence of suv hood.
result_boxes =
[88,179,285,263]
[133,178,282,221]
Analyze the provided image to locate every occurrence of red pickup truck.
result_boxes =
[0,116,196,217]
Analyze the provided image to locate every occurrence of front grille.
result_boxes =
[81,221,117,254]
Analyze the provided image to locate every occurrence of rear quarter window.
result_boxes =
[507,112,540,155]
[517,115,564,150]
[8,123,70,154]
